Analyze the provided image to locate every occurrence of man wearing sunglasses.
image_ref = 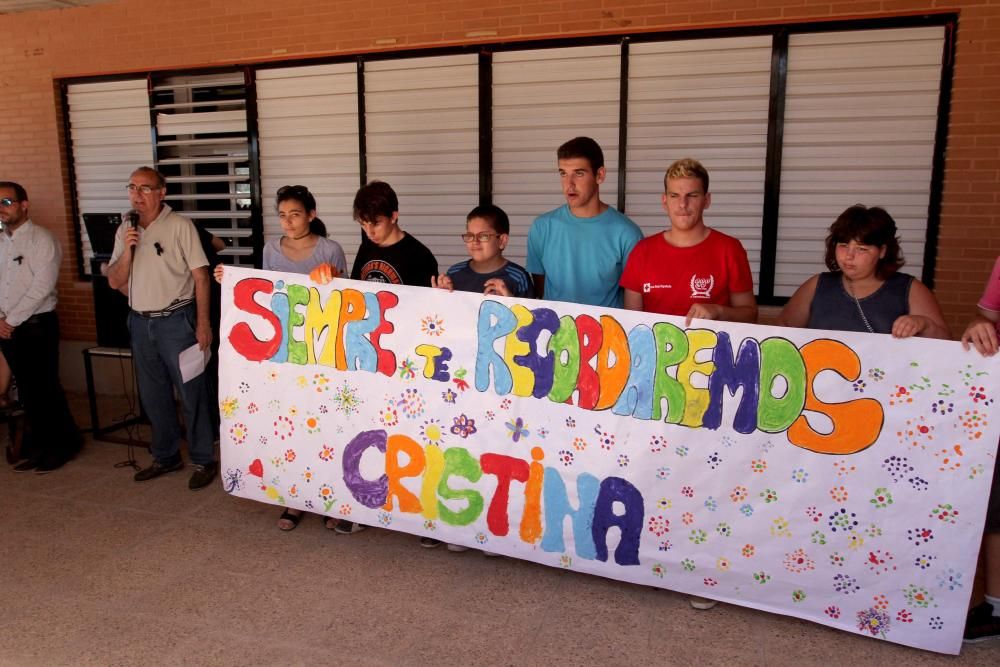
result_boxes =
[0,182,81,473]
[106,167,217,490]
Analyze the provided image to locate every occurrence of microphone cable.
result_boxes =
[113,211,141,472]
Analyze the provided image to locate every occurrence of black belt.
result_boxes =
[132,299,193,319]
[21,311,56,326]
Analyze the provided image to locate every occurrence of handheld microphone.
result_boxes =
[154,242,164,256]
[125,209,139,261]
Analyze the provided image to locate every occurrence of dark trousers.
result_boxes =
[0,311,81,464]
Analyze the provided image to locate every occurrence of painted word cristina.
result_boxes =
[227,279,884,455]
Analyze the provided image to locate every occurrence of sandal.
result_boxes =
[277,509,303,531]
[323,516,339,530]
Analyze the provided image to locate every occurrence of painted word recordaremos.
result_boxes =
[343,429,645,566]
[226,279,884,456]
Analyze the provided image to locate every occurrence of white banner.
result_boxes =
[219,267,1000,654]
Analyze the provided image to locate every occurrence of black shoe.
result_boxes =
[134,458,184,482]
[420,537,443,549]
[964,602,1000,643]
[188,461,217,490]
[35,459,67,475]
[12,459,39,472]
[334,520,367,534]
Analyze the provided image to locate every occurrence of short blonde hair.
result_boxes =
[664,158,709,193]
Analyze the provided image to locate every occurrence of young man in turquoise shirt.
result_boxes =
[526,137,643,308]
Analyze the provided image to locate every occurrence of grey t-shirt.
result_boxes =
[262,236,347,275]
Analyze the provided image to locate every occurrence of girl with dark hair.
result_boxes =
[214,185,346,531]
[779,204,949,338]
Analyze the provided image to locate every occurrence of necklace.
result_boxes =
[844,278,875,334]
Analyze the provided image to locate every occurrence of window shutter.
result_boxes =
[256,63,360,265]
[626,36,773,289]
[775,26,945,296]
[66,78,153,273]
[493,45,622,265]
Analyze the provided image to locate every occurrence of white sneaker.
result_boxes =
[446,543,470,552]
[689,596,718,610]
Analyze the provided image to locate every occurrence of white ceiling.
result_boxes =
[0,0,111,13]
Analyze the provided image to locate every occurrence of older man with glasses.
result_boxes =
[0,181,82,473]
[106,166,217,490]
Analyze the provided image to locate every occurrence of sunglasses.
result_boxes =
[0,198,19,206]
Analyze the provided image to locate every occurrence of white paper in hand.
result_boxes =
[179,343,211,383]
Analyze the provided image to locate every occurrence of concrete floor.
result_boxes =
[2,396,1000,666]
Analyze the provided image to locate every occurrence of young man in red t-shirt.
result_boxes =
[621,158,757,327]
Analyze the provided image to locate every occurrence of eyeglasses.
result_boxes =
[0,198,18,207]
[126,184,162,194]
[461,232,500,243]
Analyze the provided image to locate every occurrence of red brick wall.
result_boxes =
[2,0,997,339]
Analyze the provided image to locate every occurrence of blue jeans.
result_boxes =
[128,304,214,466]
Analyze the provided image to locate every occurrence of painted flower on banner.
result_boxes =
[681,486,694,498]
[247,402,259,415]
[398,358,417,380]
[560,555,573,568]
[741,544,756,558]
[825,605,841,619]
[856,607,891,638]
[903,584,933,608]
[909,476,930,492]
[295,375,308,389]
[882,455,915,482]
[783,549,815,574]
[273,415,294,440]
[750,459,767,474]
[651,563,665,578]
[558,450,574,466]
[716,523,732,537]
[866,550,896,575]
[537,427,548,439]
[791,468,809,483]
[223,468,244,493]
[833,460,856,477]
[716,557,730,572]
[288,484,298,498]
[220,397,239,419]
[847,531,865,551]
[752,571,770,584]
[706,452,722,469]
[331,383,362,415]
[897,416,934,449]
[659,540,672,552]
[770,518,791,538]
[398,388,425,419]
[505,417,530,443]
[340,504,352,516]
[792,590,807,603]
[870,488,893,509]
[378,511,392,527]
[832,573,860,594]
[646,516,670,537]
[703,497,717,512]
[500,398,512,410]
[959,409,987,440]
[565,417,575,428]
[704,578,718,587]
[896,609,913,624]
[420,314,445,337]
[267,399,281,414]
[864,523,883,539]
[573,438,588,452]
[889,385,913,406]
[934,445,964,472]
[657,498,672,510]
[760,488,778,504]
[682,512,694,526]
[730,486,748,503]
[229,423,248,445]
[867,367,885,382]
[805,506,822,523]
[284,449,296,463]
[930,503,959,524]
[907,527,935,545]
[302,467,314,483]
[681,559,696,572]
[304,415,321,434]
[689,529,707,544]
[655,466,671,480]
[319,445,335,462]
[649,435,667,453]
[484,410,495,421]
[442,388,457,404]
[420,419,446,446]
[675,445,689,457]
[829,552,846,567]
[830,486,849,503]
[811,530,827,545]
[828,508,858,533]
[318,484,335,504]
[475,532,488,545]
[936,568,963,591]
[594,425,615,450]
[929,617,944,630]
[451,414,477,439]
[311,373,330,392]
[378,403,399,427]
[617,455,630,468]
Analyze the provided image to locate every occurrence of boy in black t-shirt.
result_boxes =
[432,204,534,298]
[337,180,438,537]
[349,180,438,287]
